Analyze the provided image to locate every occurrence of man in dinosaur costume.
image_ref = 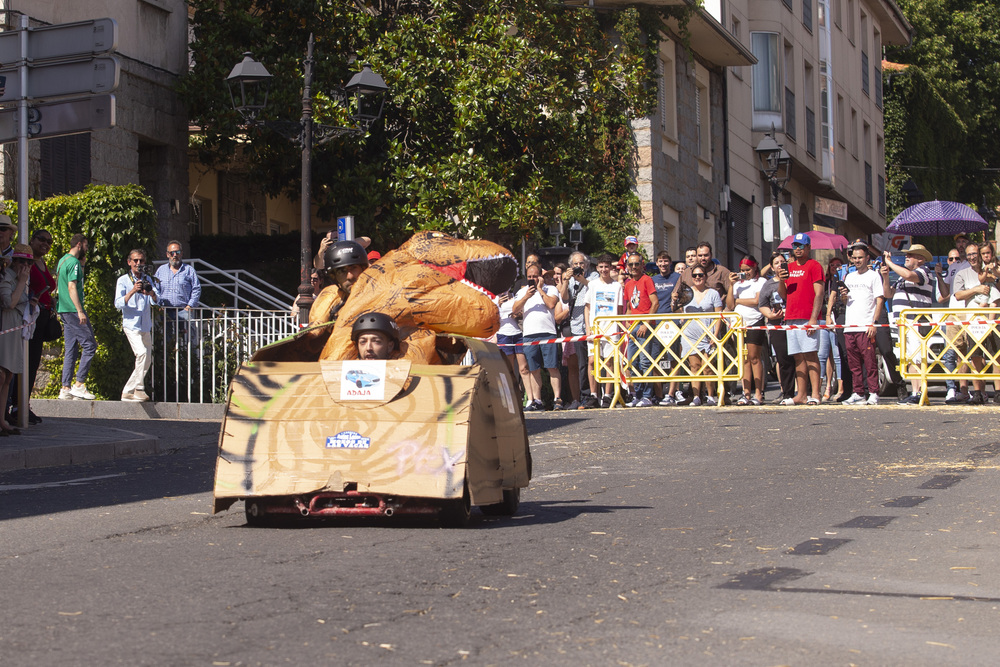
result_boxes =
[308,231,518,364]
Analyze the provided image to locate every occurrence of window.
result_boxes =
[41,135,91,198]
[731,18,743,79]
[863,121,872,204]
[803,0,813,31]
[837,94,845,147]
[820,64,831,149]
[846,0,855,43]
[751,32,781,129]
[657,40,678,143]
[785,87,796,141]
[850,107,858,157]
[861,51,870,97]
[806,107,817,156]
[833,0,842,28]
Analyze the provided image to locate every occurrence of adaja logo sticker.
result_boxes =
[326,431,372,449]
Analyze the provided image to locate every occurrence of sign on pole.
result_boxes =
[0,94,115,144]
[337,215,355,241]
[0,56,119,101]
[0,18,117,64]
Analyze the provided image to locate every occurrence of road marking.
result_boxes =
[0,473,124,491]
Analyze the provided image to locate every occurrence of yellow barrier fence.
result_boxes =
[898,307,1000,406]
[592,313,744,407]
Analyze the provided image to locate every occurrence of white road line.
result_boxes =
[0,473,125,491]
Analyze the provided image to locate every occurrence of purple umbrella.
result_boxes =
[886,200,989,237]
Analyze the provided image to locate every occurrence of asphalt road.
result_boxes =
[1,406,999,666]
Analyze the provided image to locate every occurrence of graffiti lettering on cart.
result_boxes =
[387,440,463,477]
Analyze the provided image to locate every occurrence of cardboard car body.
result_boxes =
[212,336,531,524]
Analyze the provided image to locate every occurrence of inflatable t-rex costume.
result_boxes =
[260,231,518,365]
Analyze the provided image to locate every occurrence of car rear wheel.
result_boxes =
[481,488,520,516]
[244,499,275,527]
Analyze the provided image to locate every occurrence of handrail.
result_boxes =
[151,258,295,311]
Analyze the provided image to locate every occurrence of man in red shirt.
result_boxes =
[623,252,659,407]
[782,233,825,405]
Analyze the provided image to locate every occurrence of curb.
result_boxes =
[0,428,160,473]
[30,399,225,421]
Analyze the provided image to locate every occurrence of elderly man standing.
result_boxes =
[560,251,596,409]
[882,244,939,404]
[115,249,159,401]
[154,240,202,344]
[952,242,998,404]
[782,233,825,405]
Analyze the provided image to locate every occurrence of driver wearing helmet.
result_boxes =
[310,239,370,324]
[352,312,400,360]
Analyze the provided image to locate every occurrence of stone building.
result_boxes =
[0,1,190,249]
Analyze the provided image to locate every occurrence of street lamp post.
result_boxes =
[754,127,792,247]
[227,36,388,326]
[568,222,583,250]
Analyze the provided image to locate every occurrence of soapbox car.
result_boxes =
[212,334,531,527]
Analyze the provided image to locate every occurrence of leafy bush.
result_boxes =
[9,184,159,398]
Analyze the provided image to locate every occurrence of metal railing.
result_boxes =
[151,306,297,403]
[151,258,294,311]
[592,313,744,408]
[898,307,1000,405]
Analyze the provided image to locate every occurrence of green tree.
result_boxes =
[886,0,1000,215]
[180,1,679,254]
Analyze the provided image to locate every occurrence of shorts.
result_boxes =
[897,327,924,365]
[786,320,820,356]
[745,326,767,347]
[496,332,522,357]
[522,333,559,371]
[944,323,969,352]
[561,340,576,365]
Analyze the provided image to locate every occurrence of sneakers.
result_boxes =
[524,399,544,412]
[674,390,686,402]
[690,396,702,406]
[658,395,676,406]
[967,392,986,405]
[132,389,151,402]
[59,388,75,400]
[635,397,654,408]
[898,393,921,405]
[944,388,957,403]
[844,393,866,405]
[601,395,612,409]
[553,398,565,411]
[866,394,879,405]
[705,396,718,406]
[69,384,95,400]
[624,397,638,407]
[993,393,1000,405]
[581,395,599,410]
[121,392,139,402]
[566,400,581,411]
[896,384,909,401]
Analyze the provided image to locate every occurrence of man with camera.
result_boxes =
[115,249,159,401]
[512,262,562,411]
[559,251,598,409]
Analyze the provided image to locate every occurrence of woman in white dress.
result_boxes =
[682,268,723,405]
[0,244,34,435]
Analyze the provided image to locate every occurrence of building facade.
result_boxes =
[0,0,190,248]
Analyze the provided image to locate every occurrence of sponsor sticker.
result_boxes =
[340,360,387,400]
[326,431,372,449]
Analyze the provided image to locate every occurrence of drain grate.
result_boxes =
[787,538,852,555]
[834,515,896,529]
[919,474,966,489]
[883,496,931,507]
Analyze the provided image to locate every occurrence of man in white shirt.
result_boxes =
[512,263,562,411]
[840,245,884,405]
[584,254,623,407]
[942,235,971,402]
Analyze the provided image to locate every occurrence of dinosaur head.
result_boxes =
[402,231,518,298]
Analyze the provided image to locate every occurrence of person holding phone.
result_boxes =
[511,263,561,411]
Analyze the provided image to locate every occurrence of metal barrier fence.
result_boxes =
[592,313,744,407]
[898,307,1000,406]
[151,306,297,403]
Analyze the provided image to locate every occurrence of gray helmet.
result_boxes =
[324,240,369,272]
[351,312,400,344]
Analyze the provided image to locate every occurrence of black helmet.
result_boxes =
[351,312,400,344]
[325,240,369,272]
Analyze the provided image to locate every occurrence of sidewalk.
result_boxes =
[0,399,224,473]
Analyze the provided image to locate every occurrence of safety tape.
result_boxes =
[493,317,1000,346]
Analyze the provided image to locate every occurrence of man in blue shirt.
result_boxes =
[650,251,681,404]
[154,240,201,346]
[115,249,160,401]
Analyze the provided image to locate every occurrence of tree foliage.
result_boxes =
[886,0,1000,214]
[180,0,675,254]
[10,185,159,399]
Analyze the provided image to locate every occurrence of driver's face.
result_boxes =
[335,264,366,292]
[357,332,392,360]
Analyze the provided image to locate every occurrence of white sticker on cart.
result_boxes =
[327,431,372,449]
[340,360,387,400]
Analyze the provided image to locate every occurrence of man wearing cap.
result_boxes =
[882,244,939,404]
[781,233,825,405]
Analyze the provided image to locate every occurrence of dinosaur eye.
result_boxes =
[431,232,445,238]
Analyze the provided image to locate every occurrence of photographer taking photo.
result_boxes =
[114,249,159,402]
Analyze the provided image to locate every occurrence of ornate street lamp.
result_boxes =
[227,38,388,327]
[568,222,584,249]
[755,127,792,244]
